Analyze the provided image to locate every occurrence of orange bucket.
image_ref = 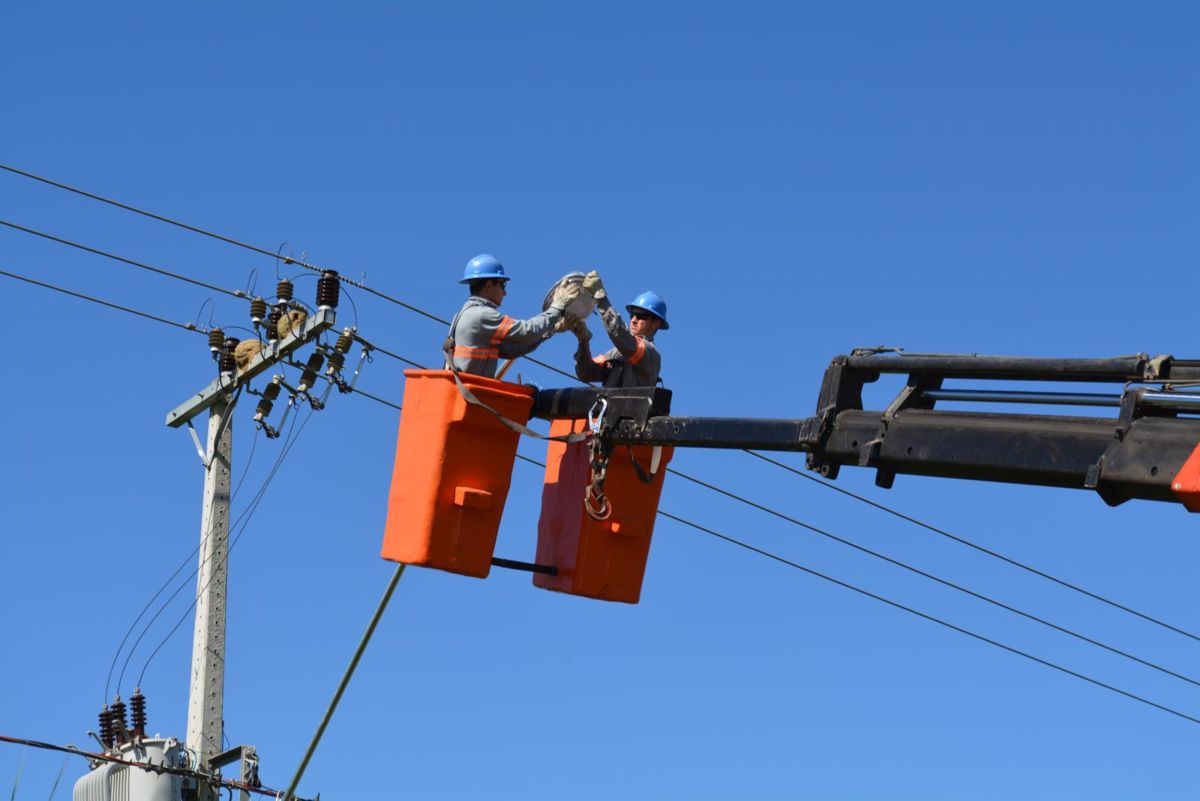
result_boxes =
[534,419,673,603]
[381,369,534,578]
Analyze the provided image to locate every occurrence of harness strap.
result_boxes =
[448,368,591,443]
[626,444,664,484]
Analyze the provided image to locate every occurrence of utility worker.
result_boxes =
[574,271,667,387]
[445,254,583,379]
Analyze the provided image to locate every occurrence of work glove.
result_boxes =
[581,270,606,301]
[553,313,579,333]
[549,281,584,311]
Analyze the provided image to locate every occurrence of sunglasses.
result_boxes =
[631,311,655,321]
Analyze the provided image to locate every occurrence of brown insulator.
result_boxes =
[98,705,115,750]
[110,697,128,745]
[266,305,283,342]
[219,338,239,373]
[316,270,340,309]
[327,350,345,373]
[276,278,294,303]
[208,327,225,355]
[130,689,147,738]
[334,331,353,354]
[249,297,268,326]
[255,379,282,421]
[298,351,324,392]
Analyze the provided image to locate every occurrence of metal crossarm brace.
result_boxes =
[165,307,336,428]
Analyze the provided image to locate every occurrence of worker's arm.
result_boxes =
[572,320,608,382]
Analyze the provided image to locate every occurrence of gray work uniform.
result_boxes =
[445,296,563,378]
[574,298,661,388]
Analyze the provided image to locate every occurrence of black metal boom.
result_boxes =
[531,351,1200,510]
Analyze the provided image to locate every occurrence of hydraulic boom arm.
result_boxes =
[532,351,1200,511]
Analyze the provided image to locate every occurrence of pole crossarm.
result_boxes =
[165,308,336,428]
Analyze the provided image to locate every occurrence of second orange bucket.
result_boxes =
[534,419,673,603]
[380,369,534,578]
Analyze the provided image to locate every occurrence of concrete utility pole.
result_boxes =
[186,396,233,765]
[166,306,336,797]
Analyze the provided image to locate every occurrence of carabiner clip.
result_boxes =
[584,485,612,521]
[587,397,608,435]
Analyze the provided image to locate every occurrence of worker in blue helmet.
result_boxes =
[573,271,667,387]
[443,254,584,379]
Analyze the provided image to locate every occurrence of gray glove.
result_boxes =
[550,281,584,311]
[581,270,606,301]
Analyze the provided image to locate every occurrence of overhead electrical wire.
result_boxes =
[11,165,1200,715]
[0,219,245,299]
[0,733,308,800]
[742,450,1200,644]
[132,407,315,692]
[656,508,1200,728]
[328,345,1200,688]
[0,268,203,334]
[326,378,1200,727]
[505,450,1200,727]
[664,465,1200,688]
[0,162,580,379]
[103,428,261,705]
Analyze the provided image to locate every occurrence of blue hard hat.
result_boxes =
[626,290,669,329]
[460,254,509,284]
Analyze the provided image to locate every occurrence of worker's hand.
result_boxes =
[581,271,606,301]
[550,281,584,311]
[573,319,592,342]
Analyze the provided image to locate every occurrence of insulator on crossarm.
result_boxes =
[98,705,115,750]
[267,306,283,342]
[110,696,128,745]
[208,327,225,358]
[316,270,340,310]
[250,297,267,327]
[334,329,353,354]
[130,688,147,738]
[299,351,325,392]
[276,278,294,303]
[255,377,282,422]
[219,338,239,374]
[326,350,346,374]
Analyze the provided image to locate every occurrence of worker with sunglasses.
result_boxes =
[444,254,584,378]
[573,271,668,388]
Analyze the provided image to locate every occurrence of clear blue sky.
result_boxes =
[3,2,1199,799]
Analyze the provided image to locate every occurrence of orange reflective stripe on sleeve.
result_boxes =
[491,315,515,345]
[454,346,500,359]
[627,337,647,366]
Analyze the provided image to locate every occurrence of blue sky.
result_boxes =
[3,2,1199,799]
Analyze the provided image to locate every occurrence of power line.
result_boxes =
[1,163,581,379]
[132,408,314,692]
[0,733,306,800]
[0,219,245,299]
[0,268,203,334]
[103,428,261,705]
[509,449,1200,726]
[14,163,1196,660]
[653,509,1200,728]
[349,345,1200,688]
[0,163,288,264]
[742,450,1200,644]
[666,464,1200,688]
